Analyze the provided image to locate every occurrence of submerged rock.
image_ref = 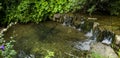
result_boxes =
[91,42,118,58]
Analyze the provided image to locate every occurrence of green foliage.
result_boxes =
[109,0,120,15]
[1,0,120,24]
[87,5,96,15]
[0,4,1,9]
[38,49,54,58]
[85,0,120,15]
[0,35,16,58]
[0,0,20,25]
[91,52,103,58]
[45,50,54,58]
[117,49,120,57]
[5,0,84,23]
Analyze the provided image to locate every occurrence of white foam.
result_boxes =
[62,22,66,26]
[102,38,112,45]
[74,40,92,51]
[85,29,93,37]
[77,28,81,31]
[81,21,85,24]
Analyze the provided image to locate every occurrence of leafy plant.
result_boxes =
[0,35,17,58]
[1,0,120,25]
[85,0,120,15]
[117,49,120,57]
[91,52,102,58]
[45,50,54,58]
[5,0,85,24]
[109,0,120,15]
[0,3,2,10]
[87,5,96,15]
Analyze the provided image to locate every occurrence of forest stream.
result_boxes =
[2,14,120,58]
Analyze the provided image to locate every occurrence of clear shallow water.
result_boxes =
[82,14,120,35]
[96,17,120,35]
[4,21,88,58]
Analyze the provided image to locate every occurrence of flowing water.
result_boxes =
[3,14,120,58]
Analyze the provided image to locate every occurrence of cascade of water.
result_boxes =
[74,39,92,51]
[85,29,93,38]
[75,27,101,51]
[102,37,112,45]
[73,17,99,51]
[97,30,115,45]
[61,14,116,51]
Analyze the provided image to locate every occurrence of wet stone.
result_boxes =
[91,42,118,58]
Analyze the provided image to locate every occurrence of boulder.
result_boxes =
[91,42,118,58]
[115,35,120,45]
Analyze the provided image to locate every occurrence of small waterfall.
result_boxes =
[102,38,112,45]
[70,17,98,51]
[72,19,115,51]
[98,30,115,45]
[85,29,93,38]
[53,13,116,51]
[74,40,92,51]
